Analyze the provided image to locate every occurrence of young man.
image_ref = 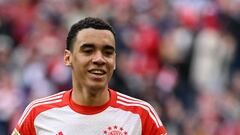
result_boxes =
[12,17,167,135]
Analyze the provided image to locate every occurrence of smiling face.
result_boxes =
[64,28,116,91]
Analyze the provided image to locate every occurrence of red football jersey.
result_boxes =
[12,89,167,135]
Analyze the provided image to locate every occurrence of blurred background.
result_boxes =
[0,0,240,134]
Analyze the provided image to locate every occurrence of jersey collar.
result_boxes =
[64,88,117,115]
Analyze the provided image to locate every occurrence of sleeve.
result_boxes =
[141,106,167,135]
[11,103,37,135]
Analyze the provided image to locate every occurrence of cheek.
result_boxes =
[72,57,88,72]
[108,58,116,69]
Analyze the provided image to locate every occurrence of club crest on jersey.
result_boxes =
[103,125,128,135]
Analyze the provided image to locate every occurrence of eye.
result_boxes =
[80,44,95,54]
[103,45,115,56]
[103,49,114,56]
[82,48,93,53]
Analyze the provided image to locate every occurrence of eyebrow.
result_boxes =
[103,45,115,52]
[80,43,115,51]
[79,43,94,50]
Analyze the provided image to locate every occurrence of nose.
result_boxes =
[92,51,106,65]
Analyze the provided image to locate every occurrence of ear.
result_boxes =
[64,49,72,67]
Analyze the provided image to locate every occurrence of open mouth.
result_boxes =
[88,69,106,75]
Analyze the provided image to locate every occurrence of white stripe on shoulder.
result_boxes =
[17,91,65,126]
[17,95,63,125]
[11,128,20,135]
[19,99,62,127]
[117,100,160,128]
[17,91,65,127]
[117,92,143,102]
[117,92,163,127]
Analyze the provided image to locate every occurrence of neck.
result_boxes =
[71,83,110,106]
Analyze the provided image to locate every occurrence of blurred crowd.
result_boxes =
[0,0,240,134]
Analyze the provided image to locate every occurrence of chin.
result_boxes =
[87,82,107,91]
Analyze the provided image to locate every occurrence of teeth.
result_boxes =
[89,69,105,75]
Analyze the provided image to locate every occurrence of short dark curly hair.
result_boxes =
[66,17,115,51]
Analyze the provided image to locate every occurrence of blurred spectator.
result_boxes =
[0,35,14,70]
[0,0,240,134]
[0,70,20,135]
[191,25,235,92]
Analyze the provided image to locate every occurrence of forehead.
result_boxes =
[74,28,115,47]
